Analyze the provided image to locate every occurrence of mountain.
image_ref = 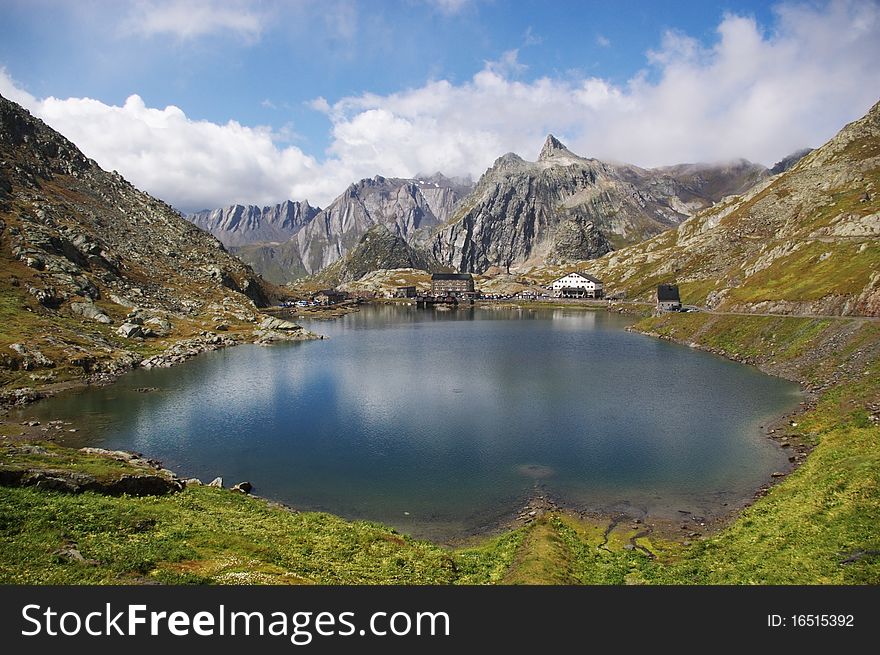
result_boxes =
[430,135,769,274]
[293,174,472,274]
[769,148,814,175]
[186,200,320,247]
[409,172,474,223]
[531,100,880,316]
[0,92,278,387]
[310,224,442,287]
[234,174,473,283]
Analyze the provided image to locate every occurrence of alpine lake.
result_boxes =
[17,304,802,541]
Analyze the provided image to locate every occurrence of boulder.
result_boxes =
[259,317,303,331]
[208,476,223,488]
[232,481,253,494]
[105,474,182,495]
[116,322,144,338]
[70,301,113,324]
[8,343,54,369]
[144,316,172,337]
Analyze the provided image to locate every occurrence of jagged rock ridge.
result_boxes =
[293,173,471,274]
[186,200,320,247]
[431,134,770,274]
[233,173,473,283]
[770,148,814,175]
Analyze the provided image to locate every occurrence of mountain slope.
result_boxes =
[186,200,320,247]
[430,135,768,273]
[530,100,880,316]
[229,239,309,285]
[310,224,442,287]
[0,92,277,390]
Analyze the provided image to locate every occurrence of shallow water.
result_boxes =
[20,305,801,540]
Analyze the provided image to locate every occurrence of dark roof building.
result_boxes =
[431,273,473,281]
[657,284,682,311]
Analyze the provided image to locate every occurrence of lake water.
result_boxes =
[18,305,801,540]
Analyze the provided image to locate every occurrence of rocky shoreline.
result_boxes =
[0,315,322,414]
[0,303,842,550]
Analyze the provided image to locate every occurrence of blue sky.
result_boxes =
[1,0,878,211]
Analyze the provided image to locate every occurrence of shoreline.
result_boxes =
[2,301,826,551]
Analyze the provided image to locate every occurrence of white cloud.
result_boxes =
[596,34,611,48]
[0,67,37,108]
[121,0,265,41]
[1,69,336,211]
[524,26,543,46]
[2,1,878,213]
[324,0,880,175]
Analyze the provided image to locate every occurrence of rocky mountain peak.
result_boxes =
[186,199,320,248]
[538,134,571,161]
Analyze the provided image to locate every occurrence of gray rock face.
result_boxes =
[233,174,473,283]
[0,446,183,496]
[7,344,54,369]
[431,135,769,273]
[232,481,252,494]
[293,174,471,275]
[546,218,613,264]
[116,323,143,339]
[186,200,320,247]
[770,148,814,175]
[259,317,303,331]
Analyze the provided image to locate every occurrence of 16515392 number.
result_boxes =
[791,615,854,627]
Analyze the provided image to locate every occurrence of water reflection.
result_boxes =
[19,305,800,539]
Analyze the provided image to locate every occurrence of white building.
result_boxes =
[548,272,604,299]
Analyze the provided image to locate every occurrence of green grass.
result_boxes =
[625,312,880,583]
[1,442,148,482]
[638,313,837,362]
[0,477,528,585]
[730,241,880,304]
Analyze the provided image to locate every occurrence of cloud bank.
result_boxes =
[2,1,878,212]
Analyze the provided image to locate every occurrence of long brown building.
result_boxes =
[431,273,474,296]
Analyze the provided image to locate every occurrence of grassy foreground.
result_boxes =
[1,312,878,584]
